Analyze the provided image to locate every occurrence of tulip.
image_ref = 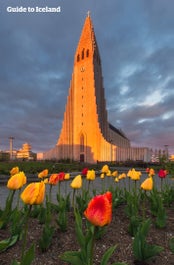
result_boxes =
[158,169,167,178]
[81,167,88,176]
[118,173,126,180]
[158,169,168,191]
[58,172,65,181]
[141,177,153,191]
[7,171,27,190]
[115,177,119,182]
[49,174,59,185]
[100,173,105,179]
[10,166,19,176]
[84,191,112,227]
[101,164,109,174]
[148,168,155,177]
[86,170,95,181]
[106,170,112,176]
[21,181,45,205]
[64,173,70,180]
[38,169,48,179]
[70,174,82,189]
[128,168,141,181]
[70,175,82,209]
[112,170,118,177]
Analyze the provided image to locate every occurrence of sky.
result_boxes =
[0,0,174,155]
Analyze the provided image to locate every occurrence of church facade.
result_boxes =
[43,14,148,163]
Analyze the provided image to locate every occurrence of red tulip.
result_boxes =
[158,169,167,178]
[84,191,112,227]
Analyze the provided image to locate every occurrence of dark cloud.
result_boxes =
[0,0,174,154]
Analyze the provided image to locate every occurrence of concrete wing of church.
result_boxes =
[42,14,151,163]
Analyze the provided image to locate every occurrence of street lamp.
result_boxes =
[9,136,14,160]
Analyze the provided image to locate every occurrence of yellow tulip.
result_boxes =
[118,173,126,180]
[7,171,27,190]
[131,169,141,181]
[106,170,112,176]
[21,181,45,205]
[112,171,118,177]
[86,170,95,181]
[100,173,105,179]
[101,164,109,174]
[70,175,82,189]
[64,173,70,180]
[10,166,19,176]
[127,168,141,181]
[141,177,153,191]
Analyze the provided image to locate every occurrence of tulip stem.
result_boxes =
[21,204,32,261]
[89,225,95,265]
[142,191,146,221]
[49,185,52,203]
[160,178,163,192]
[16,189,21,210]
[72,189,76,210]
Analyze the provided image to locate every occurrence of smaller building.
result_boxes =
[16,143,36,160]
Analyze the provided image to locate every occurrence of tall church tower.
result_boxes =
[43,13,130,163]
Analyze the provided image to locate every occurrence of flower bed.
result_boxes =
[0,166,174,265]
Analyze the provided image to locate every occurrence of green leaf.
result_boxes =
[133,219,163,261]
[155,205,166,228]
[60,250,83,265]
[101,245,117,265]
[0,235,19,252]
[74,210,85,248]
[39,224,54,252]
[169,237,174,253]
[11,260,20,265]
[21,244,35,265]
[144,243,163,260]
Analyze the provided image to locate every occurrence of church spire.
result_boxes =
[75,12,99,60]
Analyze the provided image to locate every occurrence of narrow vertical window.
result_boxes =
[86,49,89,57]
[80,134,84,152]
[82,49,84,60]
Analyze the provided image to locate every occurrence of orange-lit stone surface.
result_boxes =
[43,14,130,163]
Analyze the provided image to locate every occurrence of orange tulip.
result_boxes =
[84,191,112,227]
[148,168,155,177]
[20,181,45,205]
[10,166,19,176]
[38,169,48,179]
[141,177,153,191]
[7,171,27,190]
[49,174,59,185]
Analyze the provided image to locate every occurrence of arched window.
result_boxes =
[80,134,84,152]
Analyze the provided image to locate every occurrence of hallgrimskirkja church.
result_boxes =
[42,14,151,163]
